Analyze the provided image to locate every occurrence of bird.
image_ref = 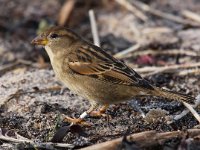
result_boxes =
[31,26,195,125]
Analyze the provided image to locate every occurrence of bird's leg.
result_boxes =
[63,103,99,126]
[89,104,109,117]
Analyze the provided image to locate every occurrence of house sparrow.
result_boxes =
[31,26,194,125]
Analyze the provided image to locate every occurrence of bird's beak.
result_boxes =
[31,35,48,46]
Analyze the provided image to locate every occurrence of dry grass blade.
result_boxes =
[174,94,200,121]
[132,49,199,57]
[142,27,173,34]
[182,10,200,24]
[120,49,199,59]
[0,133,32,143]
[114,43,140,59]
[178,69,200,76]
[133,62,200,76]
[132,0,200,27]
[116,0,147,21]
[89,9,100,47]
[58,0,76,26]
[182,102,200,124]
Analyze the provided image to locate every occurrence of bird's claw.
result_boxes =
[89,111,107,117]
[63,116,92,126]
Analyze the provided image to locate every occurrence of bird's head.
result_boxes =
[31,26,81,55]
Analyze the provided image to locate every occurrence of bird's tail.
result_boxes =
[152,87,195,105]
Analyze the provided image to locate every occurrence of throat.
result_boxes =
[45,46,55,63]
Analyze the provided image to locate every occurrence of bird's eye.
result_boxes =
[50,33,59,39]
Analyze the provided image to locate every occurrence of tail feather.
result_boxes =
[153,87,195,105]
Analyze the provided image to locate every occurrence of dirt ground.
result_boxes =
[0,0,200,150]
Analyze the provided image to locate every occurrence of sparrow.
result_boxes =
[31,26,194,125]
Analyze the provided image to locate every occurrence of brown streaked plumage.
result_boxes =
[31,26,195,125]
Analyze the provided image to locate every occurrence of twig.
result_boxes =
[132,49,199,57]
[116,0,147,21]
[142,27,173,34]
[114,43,141,59]
[0,134,74,149]
[174,94,200,121]
[132,62,200,76]
[132,0,200,27]
[178,68,200,76]
[89,9,100,47]
[182,102,200,124]
[58,0,75,26]
[119,49,199,59]
[80,129,200,150]
[0,134,32,143]
[182,10,200,24]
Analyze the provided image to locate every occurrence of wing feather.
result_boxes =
[68,44,153,89]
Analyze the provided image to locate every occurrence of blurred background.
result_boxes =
[1,0,200,68]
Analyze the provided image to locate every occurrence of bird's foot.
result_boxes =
[89,111,107,117]
[89,111,111,125]
[89,104,110,118]
[63,116,92,126]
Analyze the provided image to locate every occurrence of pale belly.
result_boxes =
[57,71,143,105]
[50,57,145,105]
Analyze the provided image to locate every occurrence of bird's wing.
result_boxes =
[68,44,153,89]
